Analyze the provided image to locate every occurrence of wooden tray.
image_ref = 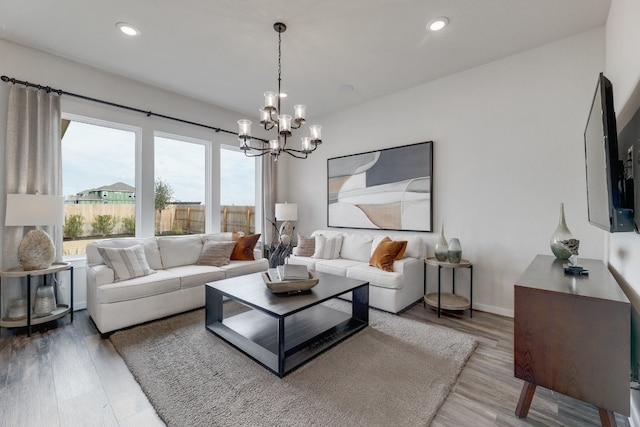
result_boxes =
[262,270,319,294]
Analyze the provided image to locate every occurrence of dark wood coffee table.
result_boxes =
[205,271,369,377]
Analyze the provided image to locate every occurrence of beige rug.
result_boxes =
[110,300,477,427]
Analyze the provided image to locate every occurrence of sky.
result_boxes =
[62,121,255,206]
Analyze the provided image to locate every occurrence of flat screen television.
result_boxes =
[584,73,635,232]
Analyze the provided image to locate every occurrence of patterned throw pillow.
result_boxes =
[312,235,343,259]
[231,233,261,260]
[369,238,408,272]
[196,241,237,266]
[97,244,155,282]
[296,234,315,257]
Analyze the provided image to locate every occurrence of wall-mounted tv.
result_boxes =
[584,73,635,232]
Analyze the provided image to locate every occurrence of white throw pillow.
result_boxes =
[312,235,343,259]
[97,244,155,282]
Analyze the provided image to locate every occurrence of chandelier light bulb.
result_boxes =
[309,124,322,143]
[264,91,278,112]
[301,137,312,153]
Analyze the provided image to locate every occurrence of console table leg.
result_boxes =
[515,381,536,418]
[598,408,617,427]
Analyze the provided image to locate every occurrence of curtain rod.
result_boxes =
[1,75,268,143]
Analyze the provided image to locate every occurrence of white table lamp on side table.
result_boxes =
[275,202,298,245]
[5,193,65,271]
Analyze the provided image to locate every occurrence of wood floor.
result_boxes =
[0,304,632,427]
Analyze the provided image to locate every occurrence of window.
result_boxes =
[61,119,136,256]
[220,147,256,234]
[154,135,206,236]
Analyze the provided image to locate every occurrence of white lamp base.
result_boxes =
[18,229,55,271]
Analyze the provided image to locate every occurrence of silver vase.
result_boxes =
[550,203,573,260]
[434,222,449,262]
[34,284,56,317]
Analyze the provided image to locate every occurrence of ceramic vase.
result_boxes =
[448,238,462,263]
[550,203,573,260]
[434,222,449,262]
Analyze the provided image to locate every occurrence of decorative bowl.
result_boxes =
[262,271,319,294]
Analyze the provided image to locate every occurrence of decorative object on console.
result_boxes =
[4,194,64,271]
[434,222,448,262]
[327,141,433,231]
[237,22,322,160]
[550,202,574,260]
[275,202,298,245]
[33,281,57,316]
[447,238,462,264]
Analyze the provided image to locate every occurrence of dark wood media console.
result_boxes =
[514,255,630,426]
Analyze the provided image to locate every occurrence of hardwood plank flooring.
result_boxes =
[0,304,632,426]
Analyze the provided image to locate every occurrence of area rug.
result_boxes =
[110,300,477,427]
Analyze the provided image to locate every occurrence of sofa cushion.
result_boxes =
[346,264,404,290]
[287,255,318,271]
[96,270,180,304]
[157,235,204,268]
[196,241,237,266]
[231,233,261,260]
[296,234,315,257]
[340,233,373,262]
[313,234,343,259]
[370,238,408,272]
[87,237,163,270]
[315,259,365,276]
[220,258,269,278]
[97,244,156,282]
[165,265,227,289]
[391,235,425,259]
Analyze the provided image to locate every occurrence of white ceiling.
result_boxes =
[0,0,611,118]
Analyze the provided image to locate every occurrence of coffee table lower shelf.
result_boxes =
[206,304,367,377]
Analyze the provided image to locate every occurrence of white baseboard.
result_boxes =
[473,302,514,318]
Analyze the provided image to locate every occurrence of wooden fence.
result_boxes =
[62,204,255,255]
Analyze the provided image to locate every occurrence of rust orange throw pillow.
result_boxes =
[231,233,261,260]
[370,237,408,272]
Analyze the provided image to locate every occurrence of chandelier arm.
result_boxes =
[282,149,309,159]
[243,150,271,158]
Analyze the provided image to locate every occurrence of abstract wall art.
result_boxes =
[327,141,433,231]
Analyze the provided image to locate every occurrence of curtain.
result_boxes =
[261,154,277,252]
[3,85,62,270]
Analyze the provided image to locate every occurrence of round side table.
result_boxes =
[423,257,473,318]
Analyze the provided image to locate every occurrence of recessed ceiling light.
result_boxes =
[116,22,140,36]
[427,17,449,32]
[279,93,288,98]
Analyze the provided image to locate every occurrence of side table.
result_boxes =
[0,262,74,336]
[423,257,473,318]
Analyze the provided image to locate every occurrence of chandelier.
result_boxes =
[238,22,322,160]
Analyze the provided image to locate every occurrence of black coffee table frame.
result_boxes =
[206,272,369,377]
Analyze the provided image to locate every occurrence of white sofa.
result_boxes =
[288,230,425,313]
[86,233,268,334]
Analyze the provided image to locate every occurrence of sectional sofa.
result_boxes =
[288,229,425,313]
[86,233,268,334]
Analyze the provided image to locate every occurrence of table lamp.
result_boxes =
[275,202,298,245]
[5,194,65,271]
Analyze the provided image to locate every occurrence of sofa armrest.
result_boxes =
[87,264,115,287]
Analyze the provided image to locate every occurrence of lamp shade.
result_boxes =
[275,203,298,221]
[5,194,65,226]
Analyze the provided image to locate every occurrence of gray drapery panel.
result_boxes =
[261,154,277,249]
[3,85,62,270]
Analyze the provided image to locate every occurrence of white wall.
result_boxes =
[0,39,252,309]
[283,28,607,316]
